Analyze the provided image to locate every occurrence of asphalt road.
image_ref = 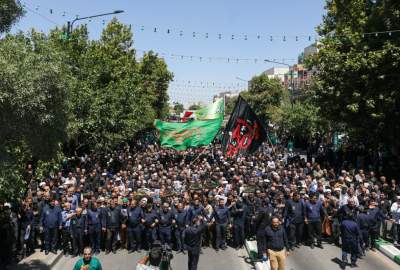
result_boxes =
[40,243,400,270]
[285,243,399,270]
[53,247,251,270]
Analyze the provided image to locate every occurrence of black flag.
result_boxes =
[222,95,267,157]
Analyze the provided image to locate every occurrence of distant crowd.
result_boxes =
[0,139,399,269]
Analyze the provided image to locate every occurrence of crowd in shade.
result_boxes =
[0,139,400,269]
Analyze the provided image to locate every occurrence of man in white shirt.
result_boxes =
[390,196,400,245]
[64,172,77,186]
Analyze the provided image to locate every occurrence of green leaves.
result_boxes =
[48,19,173,151]
[240,74,289,123]
[0,31,70,159]
[0,19,172,201]
[0,0,25,33]
[173,102,184,114]
[279,100,325,140]
[0,31,70,201]
[311,0,400,148]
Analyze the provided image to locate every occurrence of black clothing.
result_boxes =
[254,206,274,257]
[71,214,86,255]
[337,204,357,222]
[265,225,289,251]
[127,206,144,251]
[184,222,206,270]
[285,199,305,224]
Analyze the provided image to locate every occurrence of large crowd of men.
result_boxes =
[0,140,400,269]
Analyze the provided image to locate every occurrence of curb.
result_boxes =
[49,251,63,269]
[376,239,400,265]
[15,250,63,270]
[245,240,270,270]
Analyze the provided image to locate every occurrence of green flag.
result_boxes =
[154,118,222,150]
[194,98,224,120]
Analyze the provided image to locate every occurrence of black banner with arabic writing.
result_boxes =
[222,95,267,157]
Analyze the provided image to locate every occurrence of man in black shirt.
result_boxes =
[265,217,289,270]
[284,192,305,249]
[213,198,230,251]
[255,199,274,259]
[102,199,122,254]
[184,215,206,270]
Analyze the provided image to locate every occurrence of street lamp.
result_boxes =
[66,10,125,37]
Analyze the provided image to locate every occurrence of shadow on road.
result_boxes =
[238,254,253,265]
[9,260,50,270]
[331,257,344,269]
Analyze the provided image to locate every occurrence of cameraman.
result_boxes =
[148,240,172,270]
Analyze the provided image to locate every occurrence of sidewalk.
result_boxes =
[376,239,400,265]
[9,250,62,270]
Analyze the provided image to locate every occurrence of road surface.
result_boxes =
[53,247,251,270]
[35,243,400,270]
[286,243,399,270]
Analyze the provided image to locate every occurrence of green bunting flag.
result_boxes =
[194,98,224,120]
[154,98,224,150]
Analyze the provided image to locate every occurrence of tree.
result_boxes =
[188,104,202,110]
[0,0,24,33]
[310,0,400,150]
[173,102,184,115]
[48,19,173,151]
[279,100,327,141]
[0,19,173,200]
[0,31,71,200]
[138,51,173,119]
[224,95,238,115]
[241,74,289,124]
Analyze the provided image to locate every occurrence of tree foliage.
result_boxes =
[279,100,327,140]
[310,0,400,149]
[49,19,173,151]
[0,31,71,200]
[0,19,173,200]
[241,74,289,123]
[138,51,173,118]
[225,95,238,115]
[188,104,202,110]
[173,102,184,114]
[0,0,24,33]
[0,31,70,159]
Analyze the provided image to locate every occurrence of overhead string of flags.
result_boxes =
[170,80,248,87]
[169,85,245,91]
[135,49,297,64]
[22,2,400,43]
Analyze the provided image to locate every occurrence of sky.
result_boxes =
[12,0,326,106]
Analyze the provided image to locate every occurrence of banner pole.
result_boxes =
[190,144,210,165]
[267,133,276,154]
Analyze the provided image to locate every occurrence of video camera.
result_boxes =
[161,244,173,267]
[149,241,173,270]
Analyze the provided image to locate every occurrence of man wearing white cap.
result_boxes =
[390,196,400,245]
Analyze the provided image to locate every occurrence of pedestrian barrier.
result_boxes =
[244,240,271,270]
[376,239,400,265]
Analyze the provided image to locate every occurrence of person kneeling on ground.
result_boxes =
[73,246,102,270]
